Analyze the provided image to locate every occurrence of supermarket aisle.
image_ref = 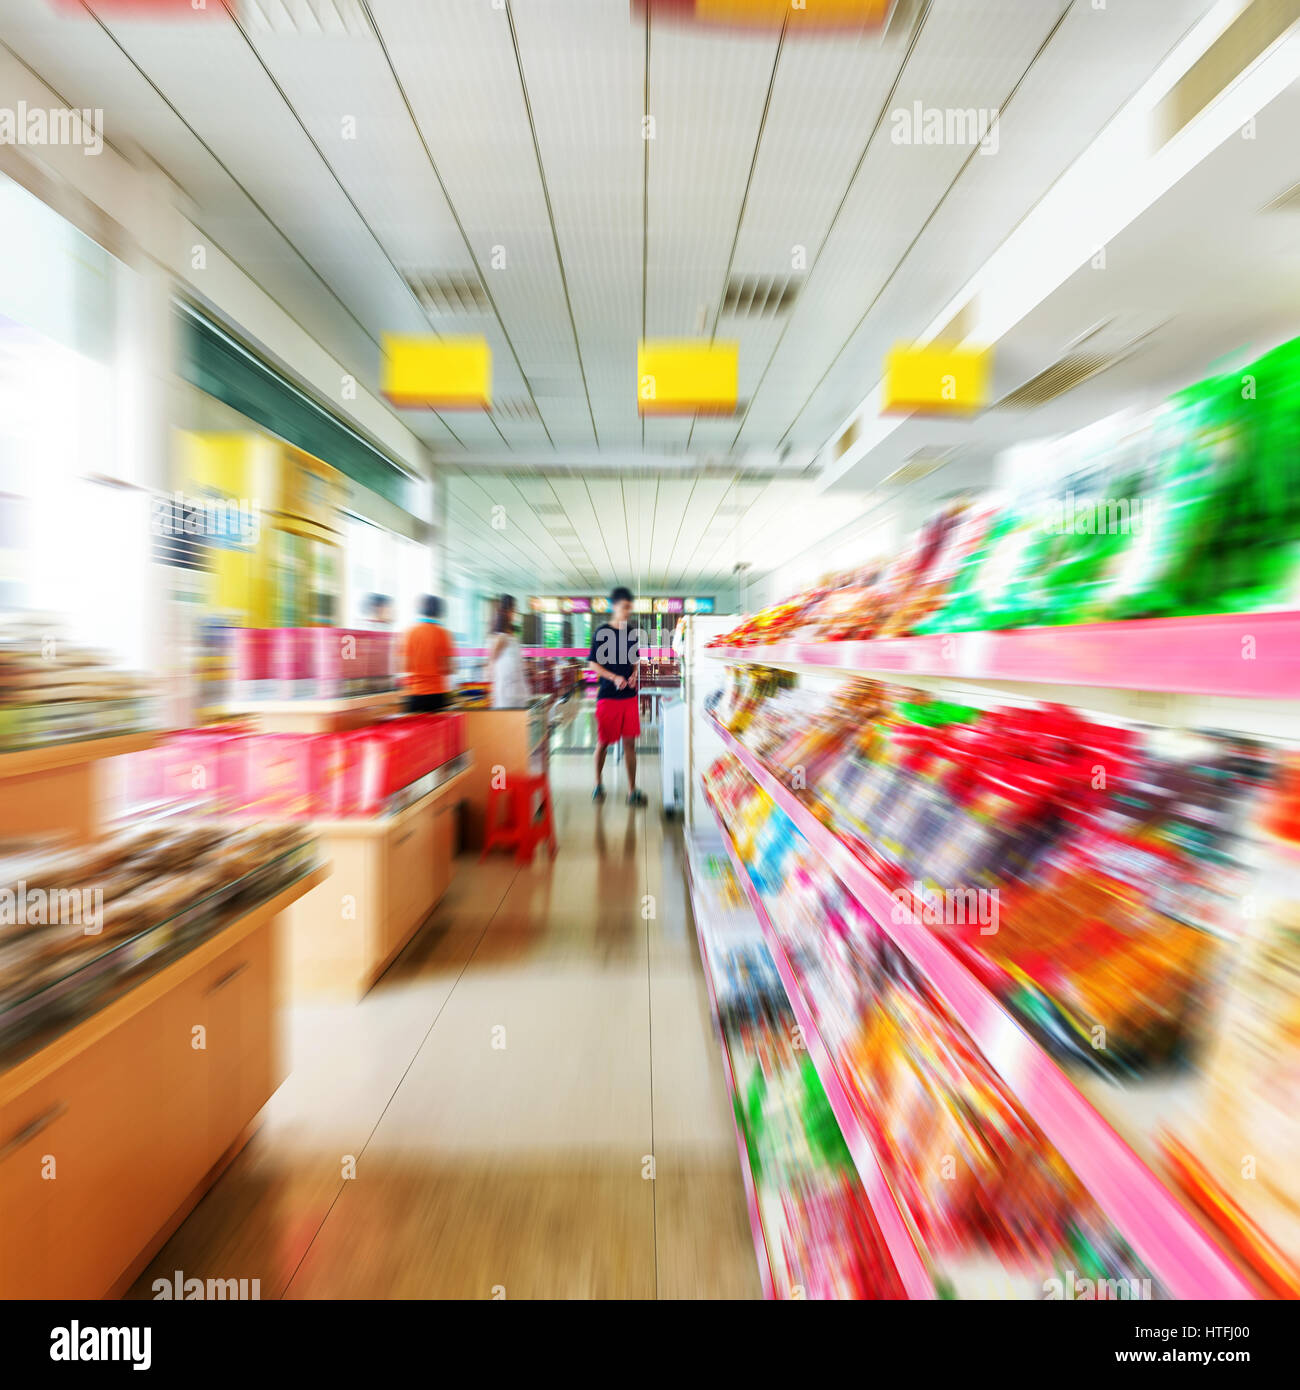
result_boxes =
[129,742,761,1300]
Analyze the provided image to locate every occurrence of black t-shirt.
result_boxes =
[588,622,643,700]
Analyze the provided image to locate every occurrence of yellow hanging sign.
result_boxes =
[882,342,991,415]
[381,334,492,410]
[637,340,739,415]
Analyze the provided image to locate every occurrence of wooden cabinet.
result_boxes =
[384,800,435,956]
[430,798,457,906]
[282,763,470,999]
[0,869,320,1299]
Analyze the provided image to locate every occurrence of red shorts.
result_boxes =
[596,697,641,746]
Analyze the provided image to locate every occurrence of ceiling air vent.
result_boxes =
[994,319,1162,410]
[493,398,542,423]
[881,449,953,486]
[404,270,490,317]
[995,352,1126,409]
[720,275,801,320]
[243,0,373,37]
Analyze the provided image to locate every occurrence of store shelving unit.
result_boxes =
[280,754,473,999]
[703,800,935,1299]
[0,729,163,843]
[0,729,160,779]
[705,611,1300,700]
[0,856,328,1298]
[706,715,1256,1300]
[683,832,777,1300]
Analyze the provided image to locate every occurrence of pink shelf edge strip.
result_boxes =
[707,799,936,1300]
[712,720,1256,1300]
[706,610,1300,700]
[686,868,777,1300]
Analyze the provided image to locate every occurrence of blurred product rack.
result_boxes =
[703,720,1254,1299]
[683,830,778,1299]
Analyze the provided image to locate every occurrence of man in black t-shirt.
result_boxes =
[587,586,647,806]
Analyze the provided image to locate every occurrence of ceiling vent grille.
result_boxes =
[493,397,542,423]
[995,340,1150,410]
[882,450,952,486]
[404,270,491,317]
[243,0,373,37]
[720,275,801,320]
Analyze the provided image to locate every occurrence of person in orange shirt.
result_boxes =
[402,595,456,712]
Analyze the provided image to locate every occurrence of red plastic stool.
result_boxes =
[480,781,523,860]
[513,773,557,865]
[480,773,557,865]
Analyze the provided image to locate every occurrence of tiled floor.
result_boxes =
[128,744,760,1300]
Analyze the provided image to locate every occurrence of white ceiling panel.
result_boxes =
[0,0,1236,593]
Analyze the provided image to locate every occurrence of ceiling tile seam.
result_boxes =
[726,0,937,453]
[646,475,661,580]
[673,474,745,590]
[582,475,620,580]
[448,469,575,582]
[538,475,601,580]
[667,474,737,587]
[441,504,532,583]
[218,0,497,433]
[215,0,502,448]
[684,12,788,456]
[775,0,1079,448]
[503,0,600,450]
[357,0,557,450]
[502,473,592,586]
[458,469,589,583]
[659,472,700,584]
[75,0,466,451]
[688,473,777,582]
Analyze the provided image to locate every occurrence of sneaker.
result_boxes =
[592,785,606,802]
[627,789,647,808]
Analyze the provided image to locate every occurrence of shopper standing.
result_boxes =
[587,586,647,806]
[402,594,456,712]
[361,593,394,630]
[489,594,530,708]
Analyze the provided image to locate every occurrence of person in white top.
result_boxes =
[489,594,530,708]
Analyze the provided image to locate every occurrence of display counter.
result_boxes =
[459,702,549,849]
[221,691,403,733]
[0,854,326,1299]
[0,731,162,844]
[280,754,472,999]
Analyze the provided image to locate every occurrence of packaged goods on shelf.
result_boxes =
[0,822,319,1057]
[708,676,1279,1081]
[127,712,467,820]
[704,760,1166,1299]
[710,335,1300,651]
[693,869,905,1300]
[1165,761,1300,1284]
[232,627,398,700]
[0,629,156,752]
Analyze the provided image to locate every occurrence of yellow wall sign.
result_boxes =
[381,334,491,410]
[638,340,739,415]
[882,342,991,415]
